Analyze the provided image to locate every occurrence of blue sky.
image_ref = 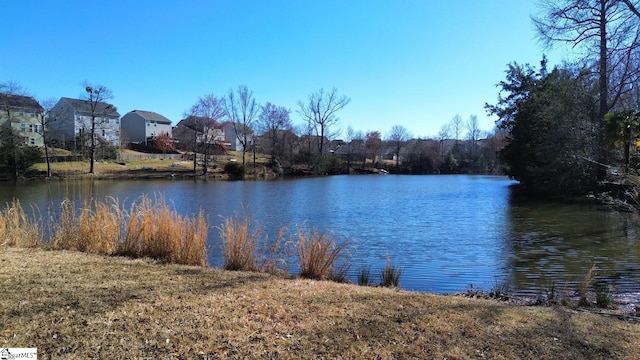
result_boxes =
[1,1,564,139]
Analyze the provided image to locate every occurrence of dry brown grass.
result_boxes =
[121,195,208,266]
[1,247,639,359]
[220,212,262,271]
[219,212,287,273]
[50,198,123,254]
[0,199,42,247]
[4,194,208,267]
[294,228,351,280]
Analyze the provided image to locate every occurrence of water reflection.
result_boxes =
[1,175,639,295]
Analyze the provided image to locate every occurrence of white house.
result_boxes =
[221,121,253,151]
[121,109,172,145]
[49,97,121,147]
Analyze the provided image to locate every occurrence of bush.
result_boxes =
[224,162,245,180]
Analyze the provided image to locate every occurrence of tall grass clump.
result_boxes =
[122,195,208,266]
[578,264,597,306]
[357,266,372,286]
[50,197,124,254]
[219,212,287,273]
[294,228,351,280]
[0,199,42,247]
[380,257,402,288]
[219,212,261,271]
[595,281,612,308]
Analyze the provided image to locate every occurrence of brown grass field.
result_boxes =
[2,247,640,359]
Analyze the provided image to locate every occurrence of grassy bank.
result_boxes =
[2,247,639,359]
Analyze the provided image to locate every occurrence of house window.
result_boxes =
[19,109,25,116]
[30,112,36,118]
[20,123,26,132]
[30,138,35,145]
[102,129,106,137]
[29,124,33,132]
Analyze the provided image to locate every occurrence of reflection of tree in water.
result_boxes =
[504,197,640,296]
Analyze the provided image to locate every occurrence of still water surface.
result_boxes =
[1,175,639,295]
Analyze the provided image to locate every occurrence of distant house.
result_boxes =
[0,94,44,146]
[173,116,228,153]
[221,121,253,151]
[121,110,172,145]
[49,97,121,147]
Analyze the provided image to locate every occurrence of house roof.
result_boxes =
[125,110,171,124]
[1,94,44,111]
[61,97,120,117]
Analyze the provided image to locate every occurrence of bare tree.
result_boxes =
[297,87,350,155]
[450,114,463,140]
[365,130,382,168]
[82,82,115,174]
[437,123,452,162]
[38,98,57,178]
[257,102,292,165]
[533,0,640,122]
[224,85,258,167]
[466,115,481,157]
[186,94,226,174]
[387,125,410,171]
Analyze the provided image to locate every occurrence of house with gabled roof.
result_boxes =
[0,94,45,146]
[49,97,121,148]
[121,109,172,145]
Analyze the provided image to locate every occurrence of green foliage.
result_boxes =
[486,60,600,196]
[0,128,43,176]
[223,161,245,179]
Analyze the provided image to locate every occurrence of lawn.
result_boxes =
[1,247,639,359]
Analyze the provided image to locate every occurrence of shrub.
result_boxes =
[224,162,245,180]
[294,228,351,280]
[380,258,402,288]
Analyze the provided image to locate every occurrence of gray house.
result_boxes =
[121,110,172,145]
[49,97,121,147]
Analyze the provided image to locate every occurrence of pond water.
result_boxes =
[1,175,639,296]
